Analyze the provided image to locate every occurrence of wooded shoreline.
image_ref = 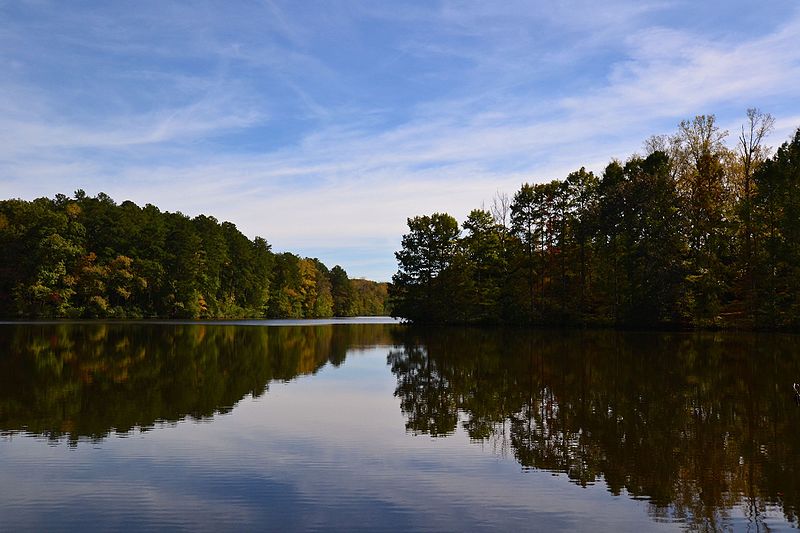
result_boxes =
[0,193,389,319]
[390,113,800,330]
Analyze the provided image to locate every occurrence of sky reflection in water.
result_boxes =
[0,323,797,531]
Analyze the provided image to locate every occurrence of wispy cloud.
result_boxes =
[1,1,799,280]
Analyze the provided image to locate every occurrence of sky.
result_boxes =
[1,1,800,281]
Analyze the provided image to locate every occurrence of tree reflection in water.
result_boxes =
[3,323,800,529]
[0,323,397,444]
[389,328,800,530]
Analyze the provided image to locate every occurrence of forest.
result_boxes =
[391,111,800,329]
[0,192,389,319]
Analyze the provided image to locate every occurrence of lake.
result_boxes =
[1,320,799,531]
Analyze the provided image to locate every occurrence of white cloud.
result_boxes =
[1,2,800,281]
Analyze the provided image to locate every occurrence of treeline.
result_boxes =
[0,192,389,318]
[391,111,800,329]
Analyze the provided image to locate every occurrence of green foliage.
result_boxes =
[0,193,389,319]
[460,209,506,322]
[750,129,800,328]
[350,279,390,316]
[595,152,685,325]
[391,119,800,329]
[330,265,354,316]
[390,213,461,323]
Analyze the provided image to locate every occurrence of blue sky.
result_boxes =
[2,1,799,281]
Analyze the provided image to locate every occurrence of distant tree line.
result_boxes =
[391,111,800,329]
[0,192,389,318]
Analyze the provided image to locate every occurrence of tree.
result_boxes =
[268,253,303,318]
[461,209,505,322]
[738,109,775,205]
[595,161,626,322]
[736,108,774,320]
[751,128,800,327]
[564,168,599,317]
[510,184,540,319]
[330,265,354,316]
[614,153,685,324]
[391,213,460,323]
[673,115,733,325]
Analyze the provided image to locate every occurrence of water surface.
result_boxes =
[1,322,798,531]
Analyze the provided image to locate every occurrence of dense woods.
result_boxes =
[0,193,389,318]
[391,111,800,329]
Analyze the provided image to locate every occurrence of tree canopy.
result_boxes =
[0,193,390,319]
[391,111,800,329]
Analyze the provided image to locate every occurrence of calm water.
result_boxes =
[1,321,799,531]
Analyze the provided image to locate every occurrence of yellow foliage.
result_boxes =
[89,295,109,311]
[65,202,81,219]
[116,287,131,300]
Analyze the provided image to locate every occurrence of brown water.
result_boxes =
[1,321,798,531]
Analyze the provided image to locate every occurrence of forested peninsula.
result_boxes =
[391,112,800,330]
[0,192,388,319]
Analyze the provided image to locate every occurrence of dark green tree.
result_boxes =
[751,128,800,327]
[330,265,354,316]
[596,152,685,325]
[461,209,506,322]
[390,213,461,323]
